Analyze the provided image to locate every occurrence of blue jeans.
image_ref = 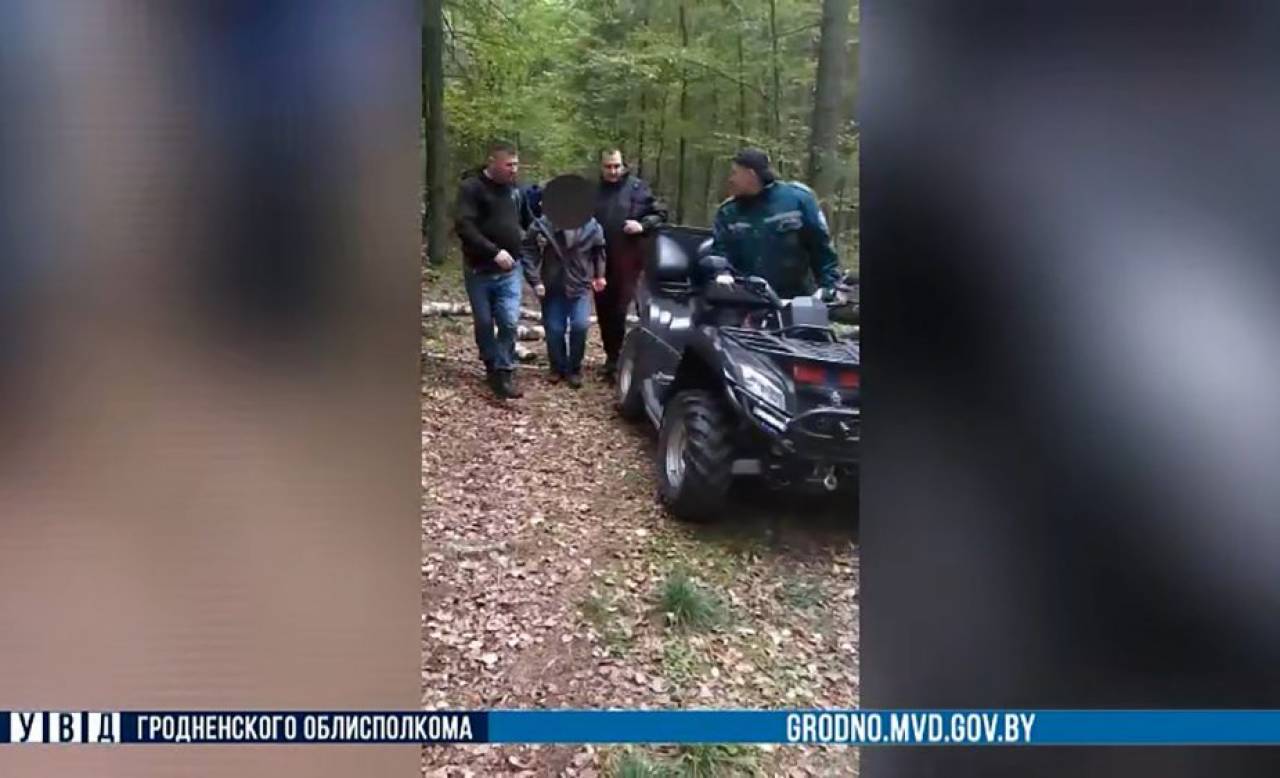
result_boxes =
[542,289,591,376]
[464,267,522,371]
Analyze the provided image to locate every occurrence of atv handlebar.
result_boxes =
[701,254,856,311]
[745,275,785,308]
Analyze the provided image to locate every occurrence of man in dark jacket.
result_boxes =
[454,140,531,399]
[710,148,841,299]
[592,149,667,380]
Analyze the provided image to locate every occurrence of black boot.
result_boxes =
[497,369,524,399]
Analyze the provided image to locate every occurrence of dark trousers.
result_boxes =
[594,239,644,364]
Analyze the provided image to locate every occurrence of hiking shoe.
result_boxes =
[547,371,563,384]
[566,373,583,389]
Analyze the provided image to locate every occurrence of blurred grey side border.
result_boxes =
[0,2,420,776]
[862,2,1280,776]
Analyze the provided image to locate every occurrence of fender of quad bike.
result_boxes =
[662,327,772,425]
[663,328,736,407]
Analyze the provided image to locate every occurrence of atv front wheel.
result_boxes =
[657,390,733,522]
[616,334,644,421]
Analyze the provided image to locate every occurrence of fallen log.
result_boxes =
[423,301,471,317]
[516,324,545,342]
[425,300,636,328]
[422,348,542,368]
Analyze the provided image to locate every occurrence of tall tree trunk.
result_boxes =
[736,26,747,142]
[654,89,668,192]
[675,3,690,223]
[424,0,448,266]
[703,90,720,225]
[637,89,647,177]
[757,74,771,142]
[807,0,850,219]
[636,2,651,177]
[768,0,782,147]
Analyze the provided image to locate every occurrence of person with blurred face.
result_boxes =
[455,140,531,399]
[592,148,667,381]
[710,148,840,299]
[520,174,607,389]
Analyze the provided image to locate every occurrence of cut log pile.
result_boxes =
[422,301,472,317]
[424,301,641,366]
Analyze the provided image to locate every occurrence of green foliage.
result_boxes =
[658,569,724,630]
[606,745,761,778]
[676,744,762,777]
[432,0,858,259]
[610,748,679,778]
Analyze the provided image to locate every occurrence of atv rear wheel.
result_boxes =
[657,390,733,522]
[616,334,644,421]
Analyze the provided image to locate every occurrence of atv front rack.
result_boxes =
[720,326,859,365]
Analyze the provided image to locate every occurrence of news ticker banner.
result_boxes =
[4,710,1280,746]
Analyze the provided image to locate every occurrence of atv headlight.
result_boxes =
[739,364,787,412]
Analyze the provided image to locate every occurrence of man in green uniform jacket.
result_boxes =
[709,148,841,299]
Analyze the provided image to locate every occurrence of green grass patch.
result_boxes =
[657,570,724,631]
[605,746,761,778]
[608,748,678,778]
[675,744,762,777]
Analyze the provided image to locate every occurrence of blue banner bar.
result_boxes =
[1031,711,1280,745]
[3,710,1280,745]
[489,711,779,744]
[482,710,1280,746]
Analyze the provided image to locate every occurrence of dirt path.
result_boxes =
[421,266,860,777]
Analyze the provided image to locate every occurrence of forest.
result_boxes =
[423,0,859,267]
[420,5,861,775]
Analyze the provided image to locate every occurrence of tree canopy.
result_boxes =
[426,0,859,266]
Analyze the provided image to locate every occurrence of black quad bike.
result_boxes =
[616,226,860,522]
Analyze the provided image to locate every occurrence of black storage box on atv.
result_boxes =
[616,225,860,522]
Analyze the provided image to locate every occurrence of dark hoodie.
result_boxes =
[455,168,529,273]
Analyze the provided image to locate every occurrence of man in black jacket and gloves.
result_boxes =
[593,148,667,381]
[454,140,530,399]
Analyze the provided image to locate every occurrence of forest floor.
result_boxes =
[420,259,860,777]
